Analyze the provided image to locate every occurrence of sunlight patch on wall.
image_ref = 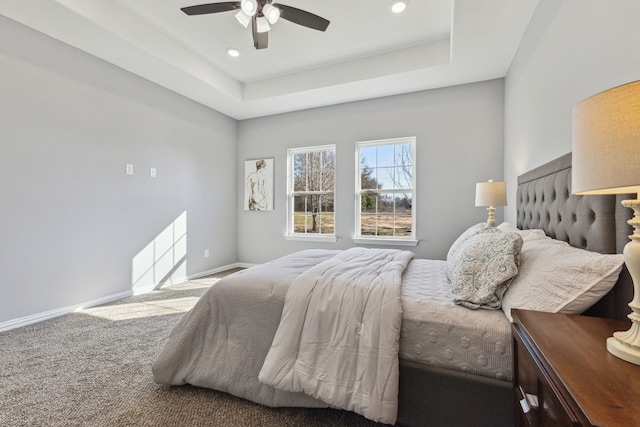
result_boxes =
[132,211,187,293]
[80,297,199,321]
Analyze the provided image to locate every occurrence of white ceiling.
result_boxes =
[0,0,540,120]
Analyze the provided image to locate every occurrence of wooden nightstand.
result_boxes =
[511,309,640,427]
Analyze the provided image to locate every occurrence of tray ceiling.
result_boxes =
[0,0,540,119]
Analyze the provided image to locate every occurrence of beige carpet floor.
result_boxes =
[0,270,382,426]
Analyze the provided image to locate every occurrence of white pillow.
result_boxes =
[497,222,547,242]
[449,228,523,310]
[501,237,624,322]
[496,222,517,232]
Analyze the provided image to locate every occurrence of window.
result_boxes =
[355,137,416,245]
[286,145,336,241]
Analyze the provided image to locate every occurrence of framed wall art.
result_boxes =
[244,158,274,211]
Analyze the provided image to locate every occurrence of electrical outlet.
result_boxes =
[204,249,210,258]
[125,163,134,175]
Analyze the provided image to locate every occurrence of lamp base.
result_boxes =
[607,334,640,365]
[486,206,496,227]
[607,197,640,366]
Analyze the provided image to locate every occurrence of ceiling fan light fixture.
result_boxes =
[234,10,251,28]
[262,4,281,25]
[256,16,271,33]
[240,0,258,16]
[181,1,330,49]
[390,0,408,14]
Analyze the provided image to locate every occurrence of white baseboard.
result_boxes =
[186,262,256,280]
[0,290,132,333]
[0,262,255,333]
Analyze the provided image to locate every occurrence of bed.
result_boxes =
[152,153,633,426]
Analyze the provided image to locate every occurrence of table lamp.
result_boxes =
[475,180,507,227]
[572,80,640,365]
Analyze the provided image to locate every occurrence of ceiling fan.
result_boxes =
[181,0,330,50]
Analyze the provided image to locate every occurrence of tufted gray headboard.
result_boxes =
[516,153,633,320]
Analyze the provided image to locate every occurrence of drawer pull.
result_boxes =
[518,386,539,414]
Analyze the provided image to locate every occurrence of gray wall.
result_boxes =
[0,17,238,324]
[237,80,506,263]
[504,0,640,223]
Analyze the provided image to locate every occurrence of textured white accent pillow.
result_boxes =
[501,237,624,322]
[446,222,489,279]
[448,228,523,310]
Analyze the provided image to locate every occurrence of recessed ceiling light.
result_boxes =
[390,0,408,14]
[226,48,240,58]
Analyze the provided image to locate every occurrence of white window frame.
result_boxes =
[354,137,417,246]
[285,144,337,242]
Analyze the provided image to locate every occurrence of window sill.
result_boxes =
[353,237,418,247]
[284,234,338,243]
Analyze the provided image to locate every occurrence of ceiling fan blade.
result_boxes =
[181,2,240,15]
[251,16,268,49]
[277,4,330,32]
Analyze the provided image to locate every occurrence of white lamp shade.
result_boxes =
[475,181,507,207]
[240,0,258,16]
[235,10,251,28]
[256,16,271,33]
[572,80,640,195]
[262,4,281,24]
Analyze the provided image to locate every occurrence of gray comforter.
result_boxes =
[152,249,339,408]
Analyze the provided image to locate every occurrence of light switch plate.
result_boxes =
[150,167,157,178]
[125,163,134,175]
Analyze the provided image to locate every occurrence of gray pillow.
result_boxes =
[448,228,523,310]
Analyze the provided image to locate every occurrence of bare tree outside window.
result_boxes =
[288,146,336,236]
